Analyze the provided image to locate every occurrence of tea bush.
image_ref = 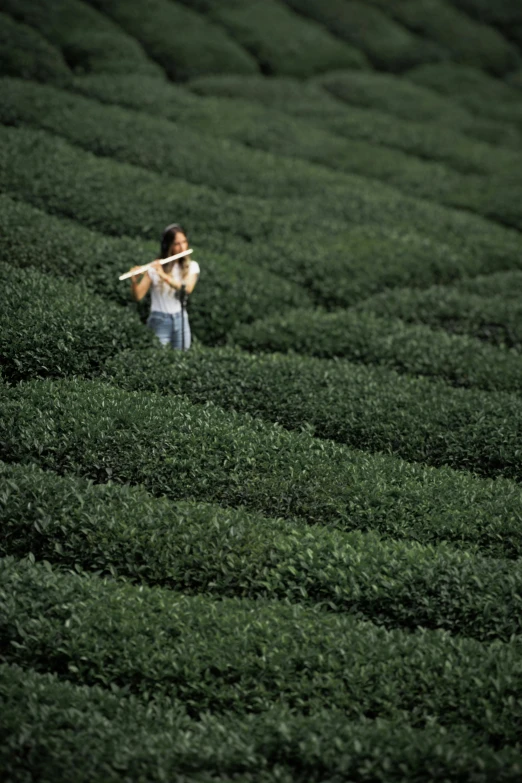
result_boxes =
[104,345,522,480]
[2,125,521,305]
[84,0,258,80]
[367,0,519,75]
[178,0,368,77]
[1,557,521,744]
[2,462,522,633]
[282,0,444,71]
[408,63,522,129]
[0,0,162,77]
[2,378,522,552]
[229,308,522,394]
[5,77,522,229]
[449,0,522,48]
[0,12,71,85]
[0,194,309,345]
[0,263,154,382]
[3,663,520,783]
[355,287,522,350]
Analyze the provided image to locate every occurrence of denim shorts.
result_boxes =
[147,310,191,350]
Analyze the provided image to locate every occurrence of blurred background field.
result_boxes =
[1,1,522,780]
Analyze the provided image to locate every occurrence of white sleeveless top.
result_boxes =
[148,260,200,314]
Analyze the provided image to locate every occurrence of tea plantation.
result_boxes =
[2,1,522,780]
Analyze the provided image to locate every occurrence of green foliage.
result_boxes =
[84,0,258,80]
[2,461,522,632]
[2,125,521,311]
[354,286,522,350]
[0,0,162,77]
[282,0,444,71]
[2,378,522,553]
[368,0,520,75]
[0,12,71,84]
[450,0,522,47]
[230,308,522,394]
[3,663,520,783]
[0,194,309,345]
[6,76,522,230]
[181,0,368,77]
[2,557,522,744]
[0,263,154,382]
[408,63,522,129]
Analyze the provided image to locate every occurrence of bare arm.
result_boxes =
[156,263,199,295]
[129,266,152,301]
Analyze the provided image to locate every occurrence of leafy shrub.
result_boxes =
[7,77,522,230]
[450,0,522,47]
[282,0,444,71]
[2,378,522,551]
[0,194,310,345]
[0,0,162,77]
[0,12,71,85]
[2,462,522,633]
[84,0,258,80]
[0,263,154,382]
[229,308,522,394]
[368,0,520,75]
[3,663,520,783]
[2,125,521,308]
[182,0,368,77]
[354,286,522,350]
[407,63,522,129]
[2,557,522,744]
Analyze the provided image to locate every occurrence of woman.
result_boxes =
[129,223,200,350]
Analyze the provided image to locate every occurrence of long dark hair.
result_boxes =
[160,223,189,279]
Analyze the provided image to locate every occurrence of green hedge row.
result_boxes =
[6,78,522,231]
[105,344,522,480]
[189,71,522,150]
[449,0,522,48]
[2,378,522,553]
[4,664,520,783]
[0,194,309,346]
[455,269,522,298]
[1,0,162,77]
[0,12,71,85]
[2,461,522,634]
[2,125,521,310]
[74,72,522,179]
[367,0,519,75]
[0,263,154,383]
[84,0,258,80]
[229,308,522,394]
[2,558,521,744]
[178,0,368,77]
[282,0,444,71]
[408,63,522,130]
[354,286,522,350]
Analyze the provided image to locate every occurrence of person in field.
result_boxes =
[129,223,199,350]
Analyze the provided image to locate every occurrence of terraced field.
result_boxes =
[1,1,522,780]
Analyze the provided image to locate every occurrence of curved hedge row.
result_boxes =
[1,0,162,77]
[0,263,154,383]
[84,0,258,80]
[281,0,443,72]
[2,378,522,553]
[450,0,522,47]
[229,308,522,394]
[6,78,522,231]
[408,63,522,129]
[189,71,522,150]
[2,462,522,633]
[181,0,368,77]
[74,72,522,177]
[105,345,522,480]
[3,663,520,783]
[2,558,521,744]
[0,12,71,85]
[368,0,519,75]
[0,194,310,345]
[354,287,522,350]
[2,126,521,310]
[456,269,522,298]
